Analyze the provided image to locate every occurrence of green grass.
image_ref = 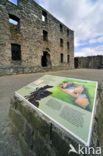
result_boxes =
[51,79,96,112]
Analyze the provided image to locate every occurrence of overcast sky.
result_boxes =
[9,0,103,57]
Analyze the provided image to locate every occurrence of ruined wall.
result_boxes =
[75,56,103,69]
[0,3,11,66]
[0,0,74,74]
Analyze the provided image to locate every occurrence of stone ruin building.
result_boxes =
[0,0,74,75]
[75,55,103,69]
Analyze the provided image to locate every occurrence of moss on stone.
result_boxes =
[23,122,34,147]
[12,97,50,140]
[33,135,52,156]
[9,108,25,134]
[52,131,79,156]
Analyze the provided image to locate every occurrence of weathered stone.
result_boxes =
[75,56,103,69]
[12,97,51,140]
[9,108,25,134]
[23,122,34,147]
[0,0,74,76]
[19,135,36,156]
[0,65,73,76]
[32,135,53,156]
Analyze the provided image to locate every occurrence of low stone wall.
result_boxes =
[75,56,103,69]
[0,65,73,76]
[9,83,103,156]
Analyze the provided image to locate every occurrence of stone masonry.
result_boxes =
[75,56,103,69]
[0,0,74,75]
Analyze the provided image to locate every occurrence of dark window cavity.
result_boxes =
[9,14,20,25]
[60,53,63,63]
[60,24,63,32]
[42,11,47,22]
[43,30,48,41]
[60,38,63,47]
[8,0,17,5]
[67,55,70,63]
[11,44,21,61]
[9,14,20,33]
[67,42,70,49]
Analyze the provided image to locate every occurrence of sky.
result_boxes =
[9,0,103,57]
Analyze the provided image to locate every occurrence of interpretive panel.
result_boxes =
[15,75,98,146]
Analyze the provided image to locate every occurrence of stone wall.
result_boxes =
[75,56,103,69]
[9,83,103,156]
[0,0,74,75]
[0,65,72,76]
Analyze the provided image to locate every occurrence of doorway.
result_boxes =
[41,52,51,67]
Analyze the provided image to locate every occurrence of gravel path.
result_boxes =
[0,69,103,156]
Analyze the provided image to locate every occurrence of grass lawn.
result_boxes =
[51,79,96,112]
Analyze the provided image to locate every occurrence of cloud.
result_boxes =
[89,36,103,44]
[75,45,103,57]
[39,0,103,57]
